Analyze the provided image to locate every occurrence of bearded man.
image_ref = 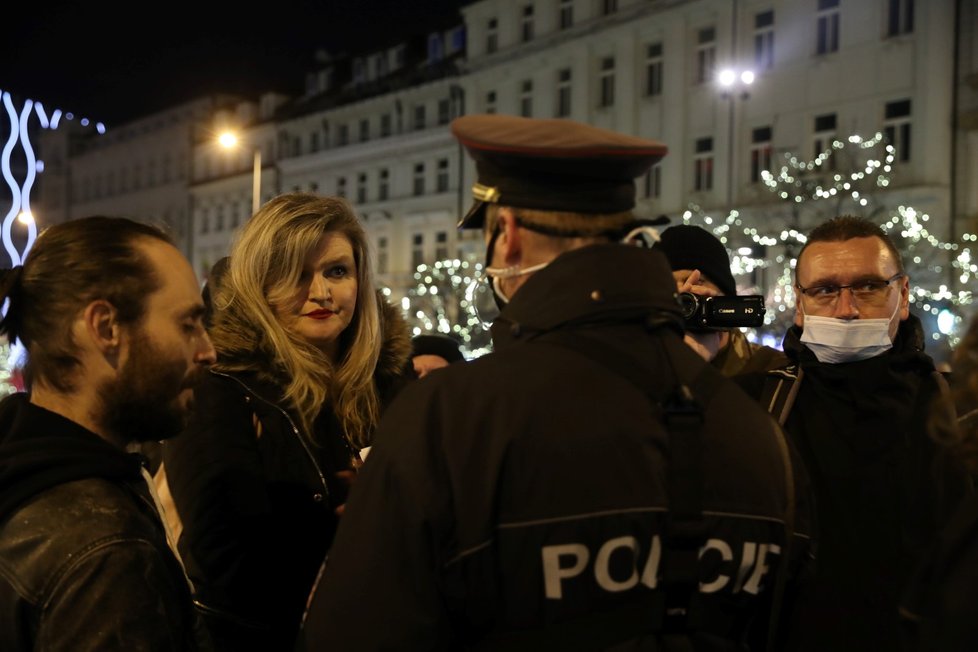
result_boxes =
[0,216,216,651]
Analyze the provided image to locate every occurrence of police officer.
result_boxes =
[297,115,814,651]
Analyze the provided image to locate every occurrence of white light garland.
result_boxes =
[684,132,975,350]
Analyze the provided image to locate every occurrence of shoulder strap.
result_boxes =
[760,365,802,426]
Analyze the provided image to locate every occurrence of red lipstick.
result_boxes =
[304,309,334,319]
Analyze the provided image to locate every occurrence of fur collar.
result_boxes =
[214,290,412,389]
[375,292,413,386]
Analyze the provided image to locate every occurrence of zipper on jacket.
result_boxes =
[209,370,329,499]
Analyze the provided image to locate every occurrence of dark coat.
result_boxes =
[735,316,974,651]
[900,493,978,651]
[0,394,209,651]
[299,244,815,651]
[161,296,411,652]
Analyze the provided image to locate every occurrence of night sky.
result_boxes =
[1,0,469,127]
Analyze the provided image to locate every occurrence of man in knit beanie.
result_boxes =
[656,224,785,375]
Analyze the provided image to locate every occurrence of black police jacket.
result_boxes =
[299,244,815,651]
[0,393,210,651]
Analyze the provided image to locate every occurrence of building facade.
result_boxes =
[30,0,978,351]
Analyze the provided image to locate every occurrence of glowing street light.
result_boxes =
[217,130,261,217]
[716,67,757,216]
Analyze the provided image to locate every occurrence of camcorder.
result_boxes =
[678,292,766,331]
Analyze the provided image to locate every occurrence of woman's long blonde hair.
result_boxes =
[211,192,382,448]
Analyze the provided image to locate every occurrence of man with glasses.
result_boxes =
[736,214,973,651]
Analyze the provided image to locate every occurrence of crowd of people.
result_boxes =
[0,114,976,651]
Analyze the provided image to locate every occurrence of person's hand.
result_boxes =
[413,354,450,379]
[333,468,357,516]
[675,269,720,299]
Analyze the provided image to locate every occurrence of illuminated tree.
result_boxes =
[679,132,976,353]
[402,258,493,359]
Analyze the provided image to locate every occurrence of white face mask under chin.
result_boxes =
[799,296,902,364]
[485,261,549,305]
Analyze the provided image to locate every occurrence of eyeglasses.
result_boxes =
[795,273,904,306]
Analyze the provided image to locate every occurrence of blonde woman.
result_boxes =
[162,193,412,651]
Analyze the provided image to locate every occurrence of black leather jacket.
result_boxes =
[0,394,210,651]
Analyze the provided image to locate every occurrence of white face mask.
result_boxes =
[799,295,902,364]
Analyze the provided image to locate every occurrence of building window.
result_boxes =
[694,137,714,192]
[428,33,444,63]
[310,131,320,153]
[377,236,389,274]
[599,56,615,108]
[486,90,497,114]
[557,68,572,117]
[200,208,210,234]
[414,104,426,130]
[337,176,347,198]
[884,99,912,163]
[359,119,370,142]
[696,27,717,84]
[437,158,449,192]
[215,206,225,232]
[645,42,663,96]
[374,52,389,78]
[813,113,837,169]
[520,79,533,117]
[643,163,662,199]
[754,10,775,71]
[750,126,773,183]
[435,231,449,260]
[380,113,392,137]
[231,202,240,228]
[412,233,425,269]
[413,163,426,196]
[816,0,840,55]
[338,124,349,146]
[448,25,465,54]
[602,0,618,16]
[378,168,389,201]
[321,120,331,148]
[887,0,914,36]
[522,5,535,42]
[438,98,451,125]
[559,0,573,29]
[487,18,498,53]
[357,173,368,203]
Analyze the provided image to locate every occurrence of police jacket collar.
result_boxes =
[490,244,683,348]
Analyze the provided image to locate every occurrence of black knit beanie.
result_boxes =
[656,225,737,296]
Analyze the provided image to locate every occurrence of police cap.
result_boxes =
[451,114,668,229]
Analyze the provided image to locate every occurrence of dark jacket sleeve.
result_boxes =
[162,375,282,645]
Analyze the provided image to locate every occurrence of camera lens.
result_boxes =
[677,292,699,320]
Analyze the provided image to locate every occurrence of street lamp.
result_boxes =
[717,67,755,216]
[218,130,262,217]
